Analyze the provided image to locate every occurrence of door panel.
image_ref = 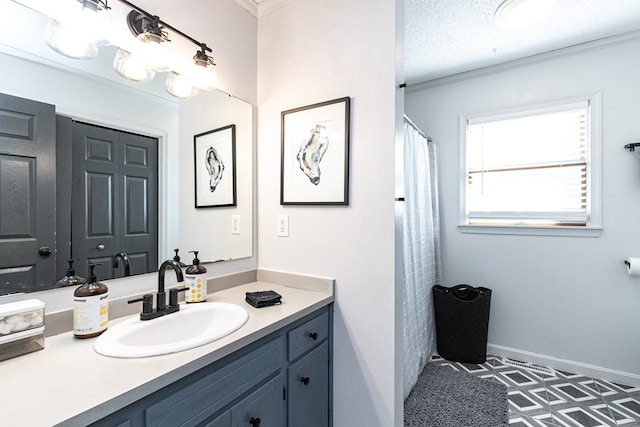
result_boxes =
[0,93,55,295]
[87,172,115,237]
[125,175,148,234]
[72,122,157,279]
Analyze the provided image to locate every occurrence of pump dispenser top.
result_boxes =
[173,248,187,268]
[55,259,86,288]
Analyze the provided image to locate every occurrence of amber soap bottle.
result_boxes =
[73,264,108,339]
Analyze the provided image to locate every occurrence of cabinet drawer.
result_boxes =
[146,337,283,426]
[288,310,329,361]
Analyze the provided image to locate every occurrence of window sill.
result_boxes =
[458,224,603,237]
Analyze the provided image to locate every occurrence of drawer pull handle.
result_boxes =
[309,332,318,341]
[249,417,261,427]
[301,376,310,386]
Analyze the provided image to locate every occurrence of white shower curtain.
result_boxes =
[402,116,442,399]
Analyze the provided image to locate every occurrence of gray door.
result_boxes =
[0,93,56,295]
[72,122,158,280]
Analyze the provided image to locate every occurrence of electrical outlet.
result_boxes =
[231,215,240,235]
[277,214,289,237]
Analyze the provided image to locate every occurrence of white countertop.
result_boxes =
[0,280,333,427]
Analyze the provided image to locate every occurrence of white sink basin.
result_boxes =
[94,302,249,358]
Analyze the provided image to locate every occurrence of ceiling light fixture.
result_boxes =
[494,0,559,29]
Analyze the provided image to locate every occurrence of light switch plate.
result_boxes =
[231,215,240,235]
[277,214,289,237]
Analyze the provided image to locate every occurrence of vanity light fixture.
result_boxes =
[190,44,219,91]
[124,10,171,72]
[112,0,218,98]
[44,0,111,59]
[164,45,217,98]
[41,0,218,99]
[494,0,559,28]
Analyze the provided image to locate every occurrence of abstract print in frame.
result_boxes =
[194,124,237,208]
[280,97,350,205]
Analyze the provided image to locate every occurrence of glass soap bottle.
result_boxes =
[73,264,108,339]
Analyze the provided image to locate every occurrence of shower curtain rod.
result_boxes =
[404,115,433,142]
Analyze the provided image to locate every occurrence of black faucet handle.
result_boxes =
[128,294,153,314]
[169,287,189,307]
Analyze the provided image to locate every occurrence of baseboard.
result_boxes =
[487,343,640,388]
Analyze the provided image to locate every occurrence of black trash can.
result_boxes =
[432,284,492,364]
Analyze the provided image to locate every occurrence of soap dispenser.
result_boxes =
[55,259,86,288]
[185,251,207,303]
[73,263,108,339]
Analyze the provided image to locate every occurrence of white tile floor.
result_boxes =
[430,355,640,427]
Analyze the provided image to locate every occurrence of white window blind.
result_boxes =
[465,101,589,226]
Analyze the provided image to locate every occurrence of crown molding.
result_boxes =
[256,0,292,18]
[234,0,258,17]
[234,0,292,18]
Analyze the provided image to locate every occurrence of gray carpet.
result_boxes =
[404,363,508,426]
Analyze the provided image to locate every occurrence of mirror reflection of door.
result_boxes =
[0,93,56,295]
[70,122,158,280]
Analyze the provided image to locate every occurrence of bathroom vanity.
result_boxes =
[0,272,334,426]
[93,307,330,427]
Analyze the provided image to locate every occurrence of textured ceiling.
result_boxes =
[405,0,640,86]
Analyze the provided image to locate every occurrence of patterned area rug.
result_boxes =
[405,363,508,426]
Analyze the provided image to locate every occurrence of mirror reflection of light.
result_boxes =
[113,47,155,82]
[43,0,111,59]
[165,71,198,98]
[190,60,218,91]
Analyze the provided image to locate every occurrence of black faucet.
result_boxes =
[128,260,188,320]
[112,252,131,277]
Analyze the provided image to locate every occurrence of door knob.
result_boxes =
[38,246,52,257]
[301,376,310,386]
[97,244,105,250]
[249,417,261,427]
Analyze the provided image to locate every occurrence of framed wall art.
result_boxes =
[280,96,350,205]
[194,124,237,208]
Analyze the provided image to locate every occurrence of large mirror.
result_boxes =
[0,1,253,295]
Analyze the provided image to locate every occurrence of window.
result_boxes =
[459,94,602,236]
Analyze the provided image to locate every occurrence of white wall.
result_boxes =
[257,0,401,425]
[405,38,640,384]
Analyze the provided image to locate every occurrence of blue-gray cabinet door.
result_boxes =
[287,341,329,427]
[0,93,56,294]
[231,374,285,427]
